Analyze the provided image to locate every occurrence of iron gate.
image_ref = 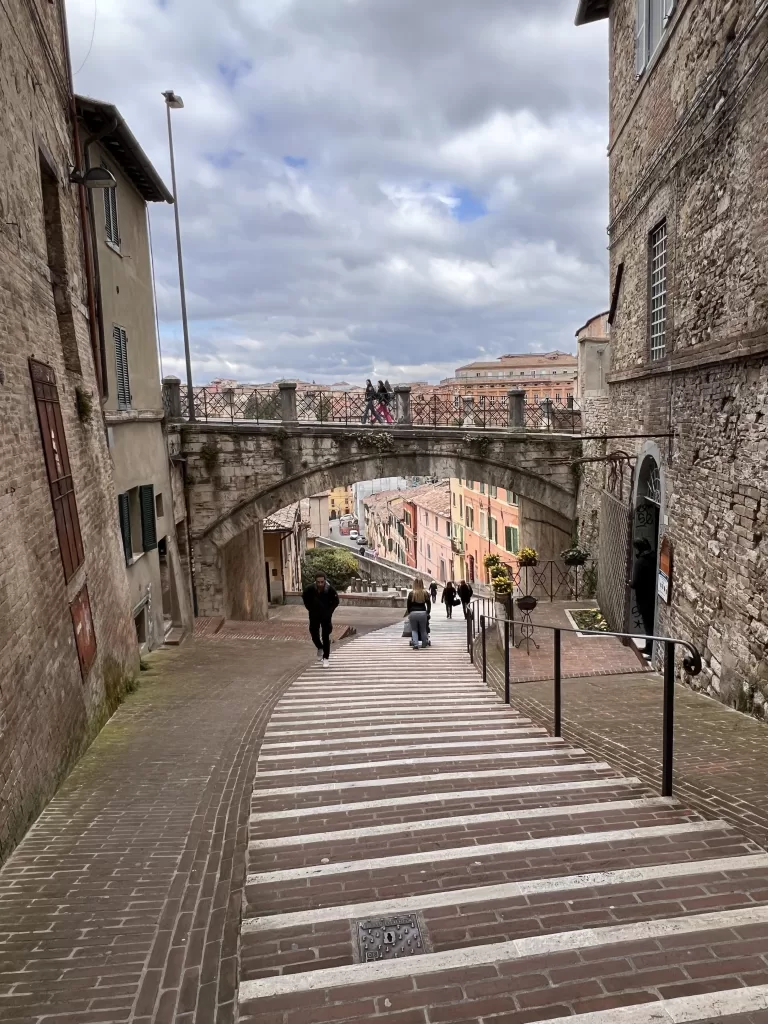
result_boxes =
[597,489,632,633]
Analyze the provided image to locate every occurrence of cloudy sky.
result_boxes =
[68,0,609,385]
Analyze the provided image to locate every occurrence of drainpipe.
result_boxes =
[58,0,103,399]
[179,458,199,617]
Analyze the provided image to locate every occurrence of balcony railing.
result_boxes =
[163,379,582,434]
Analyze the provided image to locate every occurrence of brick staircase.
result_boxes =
[238,617,768,1024]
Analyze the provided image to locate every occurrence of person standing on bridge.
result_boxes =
[361,380,383,425]
[302,572,340,667]
[376,380,394,424]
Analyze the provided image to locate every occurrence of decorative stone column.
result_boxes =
[162,376,182,419]
[279,381,298,423]
[394,385,411,425]
[508,389,526,431]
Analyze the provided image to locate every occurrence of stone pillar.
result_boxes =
[508,389,526,431]
[279,381,298,423]
[163,376,182,419]
[222,523,269,621]
[395,385,411,425]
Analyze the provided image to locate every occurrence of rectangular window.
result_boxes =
[113,325,131,408]
[104,178,120,246]
[480,483,485,494]
[30,360,85,582]
[427,544,431,560]
[446,519,451,537]
[637,0,675,75]
[505,525,520,554]
[459,495,463,516]
[489,485,498,498]
[649,220,668,360]
[488,516,498,544]
[435,515,439,530]
[140,484,158,551]
[452,492,456,506]
[465,505,474,529]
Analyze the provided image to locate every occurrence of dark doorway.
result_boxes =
[630,456,662,644]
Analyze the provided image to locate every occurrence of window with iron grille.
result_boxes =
[103,177,120,246]
[29,360,85,582]
[649,220,668,360]
[113,325,131,407]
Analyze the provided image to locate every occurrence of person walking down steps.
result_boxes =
[302,571,339,667]
[407,578,431,650]
[429,580,438,603]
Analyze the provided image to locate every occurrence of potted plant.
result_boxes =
[561,545,590,567]
[490,565,513,619]
[484,553,502,571]
[517,547,538,567]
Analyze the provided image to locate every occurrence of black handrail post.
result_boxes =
[481,615,487,684]
[466,613,472,658]
[504,618,510,704]
[554,628,562,737]
[662,640,675,797]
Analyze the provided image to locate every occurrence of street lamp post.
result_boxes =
[162,90,195,422]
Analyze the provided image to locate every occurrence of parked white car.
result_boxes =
[349,530,359,540]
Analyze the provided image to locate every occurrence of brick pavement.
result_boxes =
[486,601,648,683]
[239,617,768,1024]
[484,655,768,852]
[0,636,313,1024]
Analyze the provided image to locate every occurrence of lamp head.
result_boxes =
[70,165,117,189]
[163,90,184,109]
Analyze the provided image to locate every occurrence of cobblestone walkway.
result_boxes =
[241,617,768,1024]
[0,637,312,1024]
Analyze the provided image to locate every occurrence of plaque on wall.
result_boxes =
[657,535,673,604]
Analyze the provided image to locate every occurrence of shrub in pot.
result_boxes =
[561,545,590,567]
[517,547,538,567]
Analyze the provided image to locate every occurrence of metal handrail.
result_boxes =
[472,610,702,799]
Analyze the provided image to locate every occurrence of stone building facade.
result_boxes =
[576,0,768,710]
[0,0,139,862]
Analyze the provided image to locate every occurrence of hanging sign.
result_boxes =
[657,535,673,604]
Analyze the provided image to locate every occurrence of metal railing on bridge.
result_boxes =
[163,379,582,434]
[465,607,702,799]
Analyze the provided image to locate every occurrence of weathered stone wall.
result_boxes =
[222,524,269,621]
[0,0,139,863]
[179,422,582,618]
[574,396,611,557]
[597,0,768,711]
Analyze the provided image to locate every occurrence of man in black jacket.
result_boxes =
[457,579,473,619]
[302,572,340,667]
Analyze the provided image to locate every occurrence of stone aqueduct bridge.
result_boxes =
[167,382,584,619]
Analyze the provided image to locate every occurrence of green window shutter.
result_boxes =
[512,527,520,554]
[139,485,157,551]
[118,493,132,563]
[114,326,131,408]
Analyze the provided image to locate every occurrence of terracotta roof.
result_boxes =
[75,96,173,203]
[363,490,404,516]
[263,502,300,532]
[456,351,577,372]
[403,481,451,519]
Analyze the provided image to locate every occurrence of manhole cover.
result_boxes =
[356,914,425,962]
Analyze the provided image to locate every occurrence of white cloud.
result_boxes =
[68,0,609,384]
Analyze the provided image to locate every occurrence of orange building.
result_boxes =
[451,480,521,585]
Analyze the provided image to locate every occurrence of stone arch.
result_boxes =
[202,451,578,550]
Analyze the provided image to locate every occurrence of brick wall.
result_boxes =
[588,0,768,712]
[0,0,139,864]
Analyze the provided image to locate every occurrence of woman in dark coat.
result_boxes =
[442,581,457,618]
[376,380,394,423]
[361,380,383,424]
